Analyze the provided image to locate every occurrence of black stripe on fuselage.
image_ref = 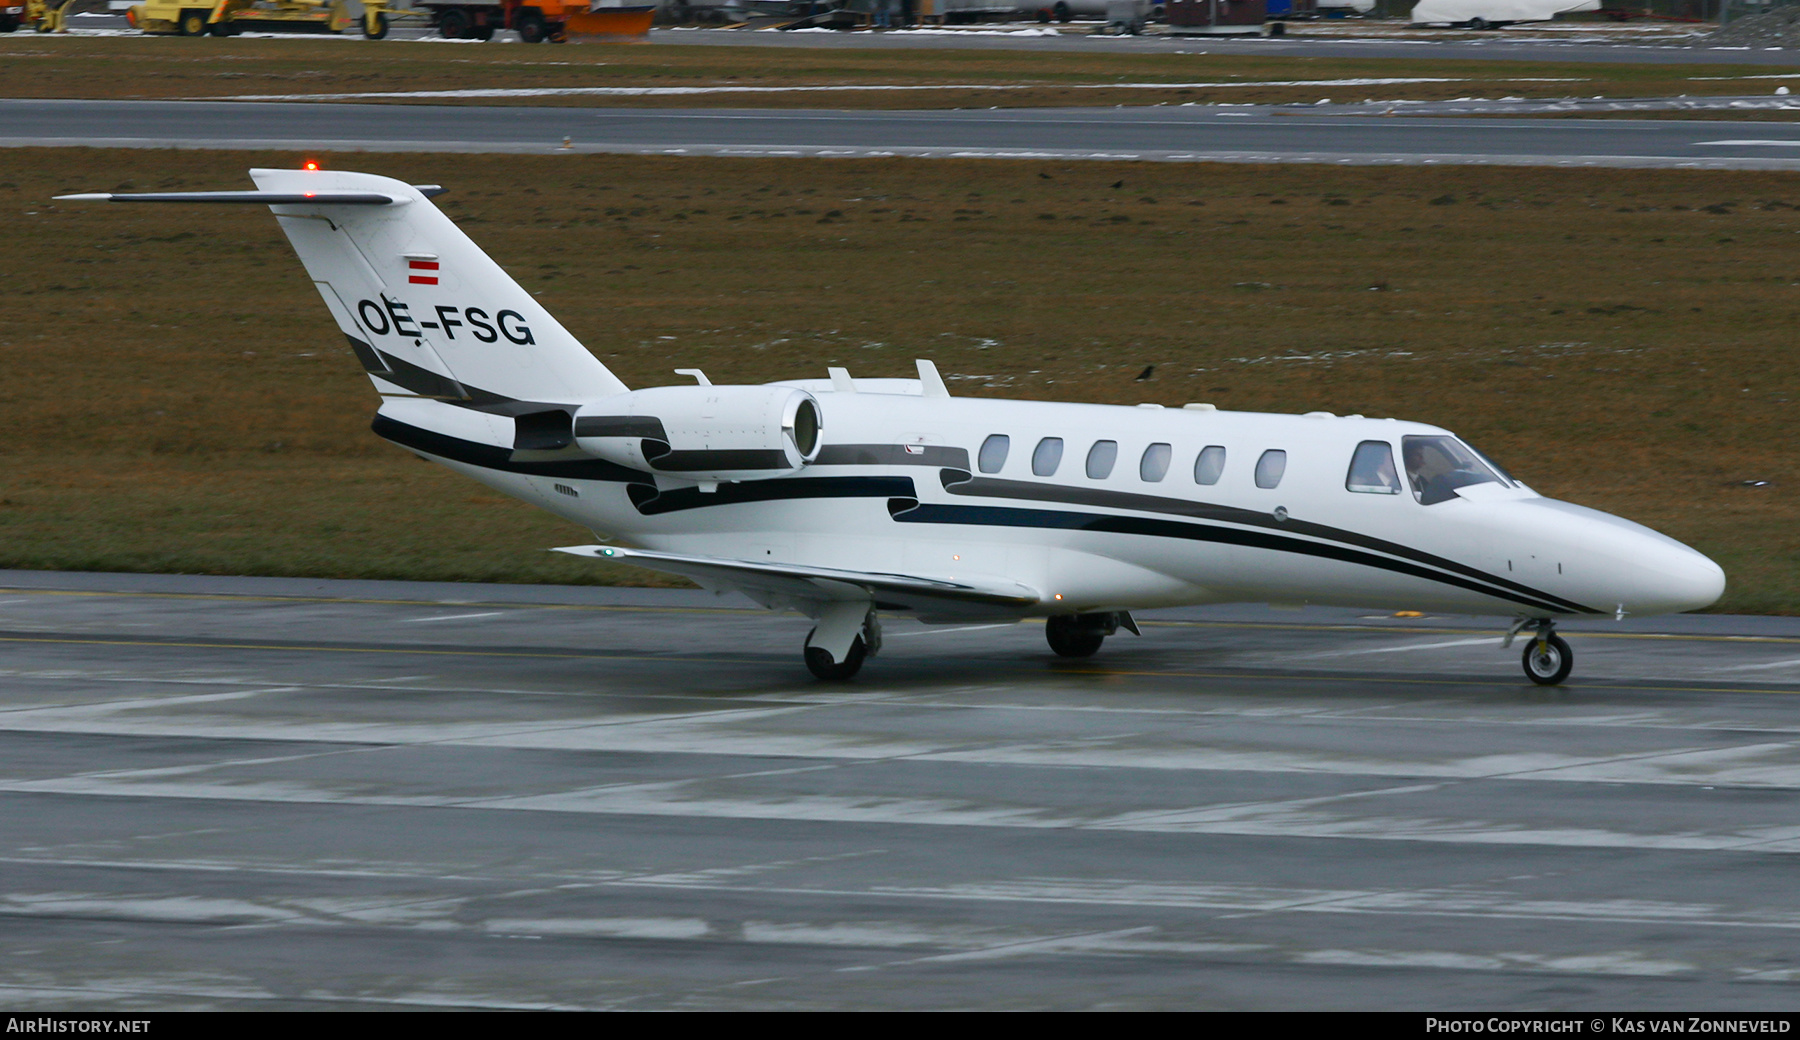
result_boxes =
[936,471,1597,615]
[370,418,917,514]
[653,449,794,473]
[574,415,667,440]
[630,476,918,516]
[891,498,1589,616]
[814,444,972,469]
[371,415,645,482]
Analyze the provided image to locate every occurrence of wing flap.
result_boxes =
[554,545,1040,614]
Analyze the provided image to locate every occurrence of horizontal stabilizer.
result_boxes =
[54,191,413,205]
[554,544,1040,614]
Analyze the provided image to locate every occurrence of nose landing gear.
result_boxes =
[1509,618,1573,686]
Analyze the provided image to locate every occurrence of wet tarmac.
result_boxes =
[2,570,1799,1009]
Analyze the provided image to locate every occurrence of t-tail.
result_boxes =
[63,167,630,409]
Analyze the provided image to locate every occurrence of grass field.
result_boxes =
[4,148,1796,610]
[4,35,1800,108]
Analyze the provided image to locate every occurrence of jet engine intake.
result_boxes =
[573,384,822,483]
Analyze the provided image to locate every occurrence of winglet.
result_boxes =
[916,359,950,399]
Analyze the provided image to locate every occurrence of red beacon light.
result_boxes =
[302,160,320,171]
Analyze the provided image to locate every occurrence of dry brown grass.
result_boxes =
[2,35,1798,108]
[4,148,1795,610]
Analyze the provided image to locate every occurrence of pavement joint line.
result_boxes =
[24,670,1797,731]
[0,585,751,615]
[2,587,1786,642]
[3,853,1796,934]
[6,632,1800,695]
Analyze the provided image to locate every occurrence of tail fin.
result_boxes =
[63,168,627,407]
[249,168,627,406]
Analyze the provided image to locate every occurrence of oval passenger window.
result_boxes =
[1086,440,1118,480]
[1255,449,1287,489]
[1032,437,1064,477]
[1140,443,1171,483]
[978,434,1010,474]
[1194,445,1226,485]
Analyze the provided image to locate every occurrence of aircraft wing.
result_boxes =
[553,544,1040,615]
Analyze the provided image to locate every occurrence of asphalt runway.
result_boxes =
[17,97,1800,168]
[4,568,1800,1009]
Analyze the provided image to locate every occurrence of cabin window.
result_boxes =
[1086,440,1118,480]
[978,434,1010,474]
[1193,445,1226,485]
[1032,437,1064,477]
[1254,449,1287,490]
[1402,435,1505,505]
[1140,443,1172,483]
[1345,440,1401,495]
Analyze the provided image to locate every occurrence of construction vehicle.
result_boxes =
[126,0,396,37]
[1,0,74,32]
[417,0,657,41]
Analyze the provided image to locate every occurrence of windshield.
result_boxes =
[1401,435,1508,505]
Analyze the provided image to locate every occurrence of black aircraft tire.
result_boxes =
[1522,633,1573,686]
[804,633,867,680]
[1045,615,1105,658]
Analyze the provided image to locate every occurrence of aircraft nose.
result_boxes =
[1527,499,1726,616]
[1631,536,1726,615]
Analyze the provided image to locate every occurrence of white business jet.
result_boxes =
[61,167,1726,684]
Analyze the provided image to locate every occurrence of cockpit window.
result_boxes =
[1345,441,1401,495]
[1401,435,1506,505]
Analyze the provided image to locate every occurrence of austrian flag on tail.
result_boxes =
[408,259,439,285]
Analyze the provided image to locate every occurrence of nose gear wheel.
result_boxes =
[1522,628,1573,686]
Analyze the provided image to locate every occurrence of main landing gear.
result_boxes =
[799,607,1141,680]
[1510,618,1573,686]
[1046,611,1139,659]
[803,603,881,681]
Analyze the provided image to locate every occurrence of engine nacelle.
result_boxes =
[572,384,822,483]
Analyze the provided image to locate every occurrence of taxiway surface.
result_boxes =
[16,98,1800,169]
[3,569,1800,1009]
